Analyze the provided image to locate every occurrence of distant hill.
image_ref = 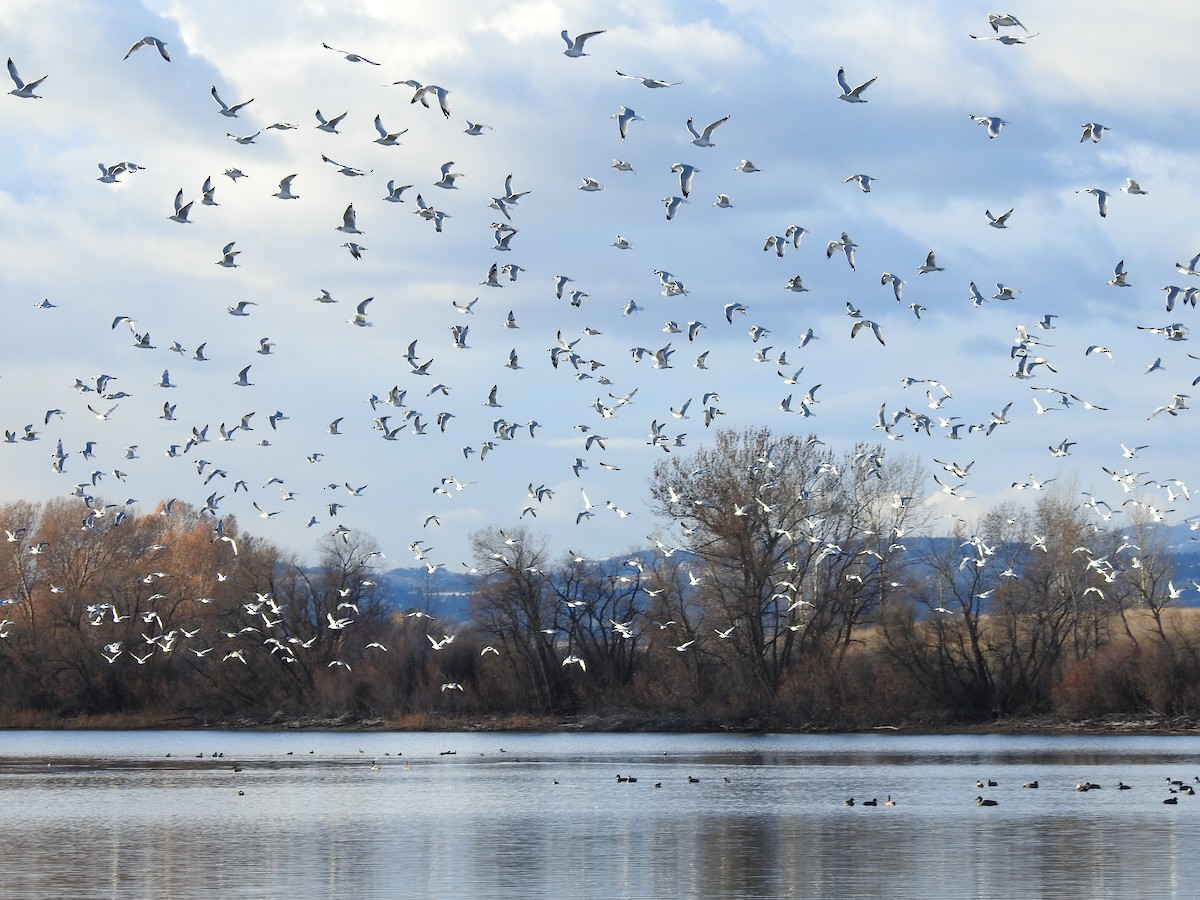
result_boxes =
[373,525,1200,619]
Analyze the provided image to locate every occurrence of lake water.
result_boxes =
[0,729,1197,899]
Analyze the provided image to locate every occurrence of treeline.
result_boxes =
[2,427,1199,729]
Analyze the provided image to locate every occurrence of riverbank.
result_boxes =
[4,709,1200,736]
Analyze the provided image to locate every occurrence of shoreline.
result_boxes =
[3,711,1200,736]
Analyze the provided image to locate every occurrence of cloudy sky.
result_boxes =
[2,1,1198,568]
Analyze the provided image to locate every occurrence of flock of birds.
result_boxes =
[3,8,1200,674]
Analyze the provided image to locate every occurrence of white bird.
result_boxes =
[917,249,944,274]
[321,154,372,177]
[836,67,876,102]
[314,108,348,133]
[611,106,644,141]
[336,204,362,234]
[7,58,46,98]
[1108,259,1130,287]
[383,180,412,202]
[347,297,373,327]
[1081,122,1110,143]
[1121,178,1148,195]
[985,208,1013,228]
[851,320,886,346]
[663,196,687,220]
[215,241,240,268]
[273,174,299,200]
[669,162,702,198]
[233,365,252,387]
[686,115,730,147]
[124,36,170,61]
[735,160,760,173]
[464,121,491,135]
[615,70,681,88]
[1077,188,1109,218]
[579,177,604,192]
[561,29,604,57]
[227,300,256,316]
[373,114,407,145]
[321,42,380,65]
[969,114,1009,138]
[844,173,874,192]
[168,189,193,223]
[211,85,252,116]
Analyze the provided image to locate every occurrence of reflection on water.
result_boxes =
[0,731,1197,899]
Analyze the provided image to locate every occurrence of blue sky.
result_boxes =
[1,1,1198,568]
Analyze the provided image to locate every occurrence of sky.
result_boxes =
[2,0,1199,570]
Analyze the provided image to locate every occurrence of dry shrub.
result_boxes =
[1051,647,1139,718]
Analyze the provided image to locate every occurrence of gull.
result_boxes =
[203,176,218,204]
[1077,188,1109,218]
[225,131,258,144]
[881,272,905,302]
[969,114,1009,138]
[969,32,1039,44]
[1122,178,1148,195]
[784,275,808,292]
[224,168,246,181]
[347,297,373,327]
[321,42,380,65]
[985,208,1013,228]
[321,154,371,177]
[1048,438,1076,457]
[579,176,604,191]
[713,193,734,208]
[1081,123,1110,143]
[227,300,256,316]
[273,174,299,199]
[233,365,252,387]
[168,189,193,223]
[1085,345,1113,360]
[826,232,857,270]
[836,67,875,102]
[336,204,362,234]
[615,70,681,88]
[1146,356,1165,374]
[686,114,730,147]
[373,115,406,145]
[988,12,1028,30]
[124,36,170,61]
[561,29,604,57]
[670,162,701,197]
[611,235,632,249]
[663,196,687,220]
[993,283,1021,301]
[341,242,366,259]
[1175,251,1200,276]
[97,163,125,183]
[612,106,644,140]
[7,58,46,98]
[916,250,945,274]
[383,180,412,202]
[735,160,761,173]
[314,109,348,133]
[211,85,252,116]
[1108,259,1130,286]
[851,320,886,345]
[215,241,240,268]
[611,159,637,175]
[844,173,874,192]
[464,120,491,135]
[396,80,451,117]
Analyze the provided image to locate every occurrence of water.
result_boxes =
[0,730,1197,899]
